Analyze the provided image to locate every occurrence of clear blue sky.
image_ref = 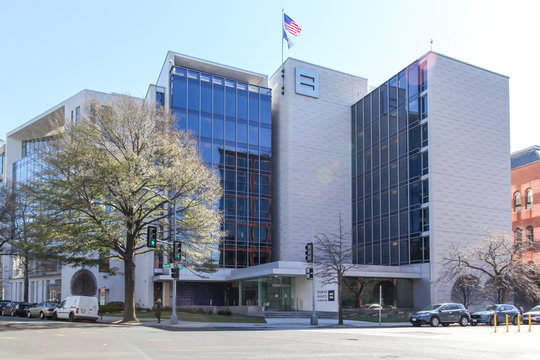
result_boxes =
[1,0,538,152]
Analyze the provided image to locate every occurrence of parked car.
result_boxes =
[470,304,520,326]
[1,301,33,317]
[409,303,470,327]
[27,301,61,319]
[522,305,540,324]
[53,296,98,322]
[0,300,12,313]
[363,303,383,310]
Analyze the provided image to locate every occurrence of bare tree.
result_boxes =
[441,232,540,304]
[314,214,355,325]
[27,97,223,322]
[343,277,378,308]
[450,274,482,308]
[0,181,15,249]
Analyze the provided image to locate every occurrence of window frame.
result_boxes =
[526,188,533,209]
[514,191,522,212]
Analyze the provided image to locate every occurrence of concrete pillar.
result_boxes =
[257,279,262,306]
[238,280,243,306]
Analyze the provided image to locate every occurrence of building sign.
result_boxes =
[295,67,319,98]
[317,289,335,302]
[328,290,335,301]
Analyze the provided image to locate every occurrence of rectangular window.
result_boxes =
[237,123,248,144]
[420,95,428,119]
[260,127,271,148]
[421,124,428,147]
[249,125,259,146]
[226,88,236,118]
[201,82,212,113]
[260,95,271,125]
[200,141,212,163]
[213,84,224,116]
[201,115,212,138]
[187,112,199,135]
[249,93,259,122]
[238,90,248,119]
[172,77,187,108]
[188,79,200,110]
[225,121,235,142]
[75,106,81,124]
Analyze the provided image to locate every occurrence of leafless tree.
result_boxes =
[450,274,482,308]
[0,181,16,249]
[343,277,378,308]
[314,214,355,325]
[441,232,540,304]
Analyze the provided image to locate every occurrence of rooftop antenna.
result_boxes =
[430,39,433,52]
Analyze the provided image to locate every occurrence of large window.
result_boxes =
[526,226,534,246]
[514,191,522,212]
[170,66,272,268]
[526,189,533,209]
[515,227,523,244]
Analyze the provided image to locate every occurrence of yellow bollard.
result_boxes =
[529,314,532,332]
[518,314,520,332]
[494,314,497,333]
[506,314,509,332]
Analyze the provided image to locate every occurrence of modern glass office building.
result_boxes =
[169,66,272,268]
[351,61,430,266]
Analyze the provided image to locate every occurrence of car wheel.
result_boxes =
[442,323,449,327]
[27,311,32,318]
[512,316,518,325]
[68,312,75,322]
[11,310,16,317]
[430,317,440,327]
[412,323,421,327]
[39,312,45,320]
[459,316,469,327]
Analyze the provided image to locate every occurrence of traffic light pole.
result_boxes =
[170,198,178,325]
[310,229,318,326]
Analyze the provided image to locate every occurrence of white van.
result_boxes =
[54,296,98,322]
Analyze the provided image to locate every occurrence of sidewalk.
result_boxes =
[97,315,411,330]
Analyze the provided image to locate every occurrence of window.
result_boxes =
[515,227,523,244]
[514,192,522,212]
[526,189,533,209]
[526,226,534,246]
[75,106,81,124]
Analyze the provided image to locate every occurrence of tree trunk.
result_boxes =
[23,254,29,302]
[338,273,343,325]
[123,232,137,322]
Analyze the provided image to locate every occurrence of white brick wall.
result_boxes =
[427,53,511,303]
[269,59,369,263]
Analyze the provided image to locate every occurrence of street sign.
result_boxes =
[163,264,171,269]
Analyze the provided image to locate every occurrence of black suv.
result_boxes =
[409,303,470,327]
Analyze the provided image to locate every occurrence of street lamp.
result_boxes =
[143,186,178,325]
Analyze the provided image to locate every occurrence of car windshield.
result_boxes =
[421,304,442,311]
[529,306,540,312]
[478,305,498,311]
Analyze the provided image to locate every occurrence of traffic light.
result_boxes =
[305,267,313,279]
[305,242,313,263]
[173,241,182,261]
[147,226,157,248]
[171,267,179,279]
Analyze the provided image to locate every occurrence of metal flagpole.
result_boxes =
[281,8,284,65]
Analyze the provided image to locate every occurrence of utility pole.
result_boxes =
[309,229,318,325]
[170,197,178,325]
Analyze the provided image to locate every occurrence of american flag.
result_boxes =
[283,13,301,36]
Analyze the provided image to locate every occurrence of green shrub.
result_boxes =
[99,302,124,313]
[217,310,232,316]
[178,307,205,314]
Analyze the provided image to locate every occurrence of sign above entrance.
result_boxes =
[295,67,319,98]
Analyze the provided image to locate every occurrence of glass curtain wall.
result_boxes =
[352,61,429,265]
[170,67,272,268]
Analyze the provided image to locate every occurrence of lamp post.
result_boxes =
[143,187,178,325]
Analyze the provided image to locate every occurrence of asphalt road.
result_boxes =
[1,315,539,359]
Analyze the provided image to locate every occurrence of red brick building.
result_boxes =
[511,146,540,264]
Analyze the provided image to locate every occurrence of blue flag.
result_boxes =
[283,28,293,49]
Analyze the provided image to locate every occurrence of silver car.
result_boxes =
[27,301,60,319]
[522,305,540,324]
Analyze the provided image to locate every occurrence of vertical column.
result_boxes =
[238,280,243,306]
[257,279,262,306]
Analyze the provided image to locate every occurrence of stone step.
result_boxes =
[264,310,337,319]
